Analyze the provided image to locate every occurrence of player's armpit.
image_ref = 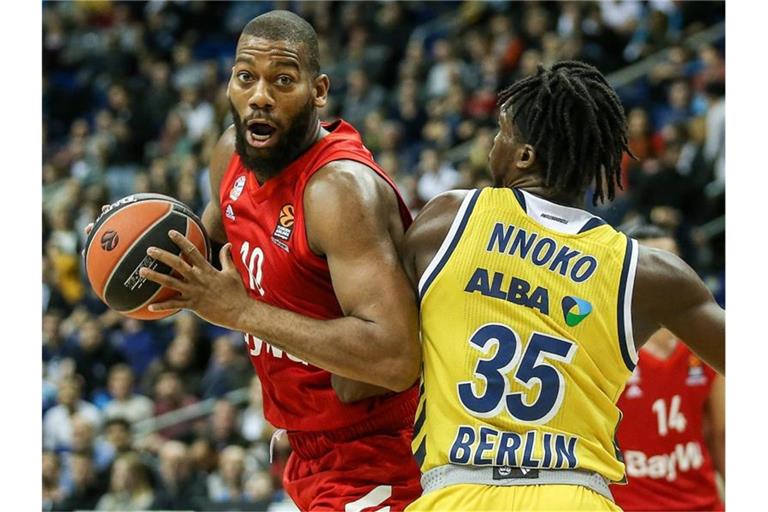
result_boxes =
[633,246,725,375]
[331,374,392,403]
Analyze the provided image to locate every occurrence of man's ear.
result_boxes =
[313,74,330,108]
[516,144,537,170]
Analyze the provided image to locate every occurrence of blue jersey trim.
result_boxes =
[512,188,527,212]
[419,189,480,300]
[577,216,607,234]
[617,236,636,371]
[413,401,426,439]
[414,438,427,468]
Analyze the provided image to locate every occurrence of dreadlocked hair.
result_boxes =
[497,61,636,205]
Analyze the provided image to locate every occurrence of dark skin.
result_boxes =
[135,35,421,396]
[402,106,725,376]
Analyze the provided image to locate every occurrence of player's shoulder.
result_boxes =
[408,190,473,239]
[304,159,394,214]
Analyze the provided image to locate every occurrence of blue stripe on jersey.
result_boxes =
[617,236,636,371]
[414,438,427,468]
[413,401,426,438]
[419,190,480,300]
[577,216,607,233]
[512,187,527,212]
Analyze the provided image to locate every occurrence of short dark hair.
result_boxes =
[105,417,132,431]
[498,61,635,205]
[240,10,320,76]
[624,224,673,241]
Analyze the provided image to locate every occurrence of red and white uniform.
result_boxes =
[612,342,723,511]
[219,119,421,511]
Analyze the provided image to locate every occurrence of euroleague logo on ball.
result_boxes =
[101,230,119,251]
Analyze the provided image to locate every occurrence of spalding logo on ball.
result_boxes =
[83,193,210,320]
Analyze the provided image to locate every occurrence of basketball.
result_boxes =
[83,193,210,320]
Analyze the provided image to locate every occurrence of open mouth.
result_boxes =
[246,120,277,147]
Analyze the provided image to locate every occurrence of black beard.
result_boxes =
[230,100,316,180]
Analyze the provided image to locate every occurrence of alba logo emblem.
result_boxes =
[100,230,119,251]
[561,296,592,327]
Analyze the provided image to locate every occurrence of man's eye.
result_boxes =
[237,71,252,82]
[277,75,294,86]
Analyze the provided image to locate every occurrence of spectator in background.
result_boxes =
[150,441,207,510]
[43,451,65,511]
[113,317,161,378]
[189,436,219,477]
[96,453,155,511]
[416,147,461,204]
[68,316,125,402]
[44,376,102,452]
[207,445,248,505]
[142,333,203,398]
[240,375,270,445]
[55,451,105,512]
[67,414,113,473]
[208,399,248,451]
[43,310,72,386]
[152,370,199,441]
[176,86,215,143]
[103,364,154,424]
[200,335,252,399]
[341,68,386,129]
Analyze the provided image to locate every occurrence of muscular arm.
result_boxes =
[232,161,421,391]
[632,247,725,375]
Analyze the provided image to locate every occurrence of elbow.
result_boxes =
[385,350,421,393]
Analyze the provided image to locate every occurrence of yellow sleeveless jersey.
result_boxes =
[413,187,639,483]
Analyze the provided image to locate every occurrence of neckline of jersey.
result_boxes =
[245,119,345,204]
[507,187,609,238]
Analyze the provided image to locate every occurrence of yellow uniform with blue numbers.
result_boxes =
[408,187,638,511]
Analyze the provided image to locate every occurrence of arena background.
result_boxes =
[38,1,727,511]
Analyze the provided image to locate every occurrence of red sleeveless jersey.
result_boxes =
[612,342,723,511]
[219,119,417,432]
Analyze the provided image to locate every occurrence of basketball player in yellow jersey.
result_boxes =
[401,61,725,511]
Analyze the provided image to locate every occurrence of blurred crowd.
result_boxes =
[42,1,725,510]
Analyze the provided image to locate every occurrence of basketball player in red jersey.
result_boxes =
[136,10,423,511]
[612,225,724,511]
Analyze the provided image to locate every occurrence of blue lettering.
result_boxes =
[522,431,541,467]
[495,432,522,467]
[529,287,549,315]
[473,427,497,465]
[509,228,538,259]
[531,237,557,266]
[489,272,508,300]
[548,245,581,276]
[449,426,476,464]
[465,268,491,296]
[555,435,578,468]
[487,223,514,253]
[507,278,531,305]
[542,433,553,467]
[571,256,598,283]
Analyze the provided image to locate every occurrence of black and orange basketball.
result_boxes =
[83,193,210,320]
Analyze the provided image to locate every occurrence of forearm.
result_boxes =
[234,298,420,391]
